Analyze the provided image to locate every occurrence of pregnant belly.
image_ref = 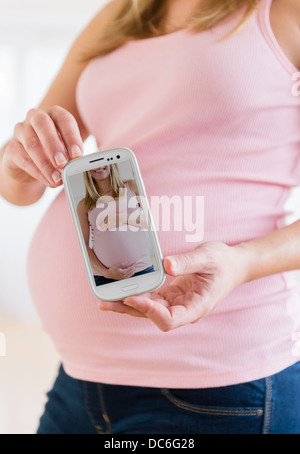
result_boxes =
[92,228,152,270]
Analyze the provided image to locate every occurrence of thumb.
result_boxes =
[164,249,202,276]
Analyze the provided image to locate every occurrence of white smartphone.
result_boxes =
[62,147,166,301]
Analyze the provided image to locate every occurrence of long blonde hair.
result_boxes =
[84,164,126,210]
[83,0,261,60]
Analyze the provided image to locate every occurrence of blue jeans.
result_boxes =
[94,265,155,286]
[37,362,300,434]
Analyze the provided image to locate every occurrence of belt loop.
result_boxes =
[97,384,112,434]
[83,381,112,434]
[262,376,272,434]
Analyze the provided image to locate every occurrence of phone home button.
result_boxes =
[121,284,138,292]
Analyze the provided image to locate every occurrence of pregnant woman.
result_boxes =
[1,0,300,434]
[77,163,154,286]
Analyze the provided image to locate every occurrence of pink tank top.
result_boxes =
[88,181,153,275]
[27,0,300,387]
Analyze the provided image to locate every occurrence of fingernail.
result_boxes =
[54,152,67,166]
[98,301,107,310]
[52,170,62,183]
[70,145,82,158]
[166,256,177,269]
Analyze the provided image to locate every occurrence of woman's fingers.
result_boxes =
[98,294,202,331]
[122,271,136,279]
[123,292,201,331]
[98,286,204,330]
[97,300,147,318]
[29,109,69,169]
[123,295,172,331]
[14,124,61,186]
[117,262,137,278]
[7,138,55,187]
[7,106,83,189]
[47,105,83,159]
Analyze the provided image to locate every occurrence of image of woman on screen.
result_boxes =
[77,163,155,286]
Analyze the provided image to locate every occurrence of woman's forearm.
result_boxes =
[86,246,108,277]
[234,219,300,283]
[0,143,46,206]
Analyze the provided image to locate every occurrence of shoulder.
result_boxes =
[271,0,300,24]
[68,0,122,58]
[124,179,138,194]
[77,197,88,214]
[269,0,300,70]
[38,1,123,141]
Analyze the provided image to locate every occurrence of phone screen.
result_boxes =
[68,158,159,287]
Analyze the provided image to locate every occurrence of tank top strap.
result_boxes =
[123,180,136,199]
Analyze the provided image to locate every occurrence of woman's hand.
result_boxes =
[98,241,249,331]
[2,106,83,187]
[103,261,138,280]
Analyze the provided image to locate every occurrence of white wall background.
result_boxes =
[0,0,108,434]
[0,0,109,320]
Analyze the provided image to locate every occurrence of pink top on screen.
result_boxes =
[88,181,153,275]
[27,0,300,388]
